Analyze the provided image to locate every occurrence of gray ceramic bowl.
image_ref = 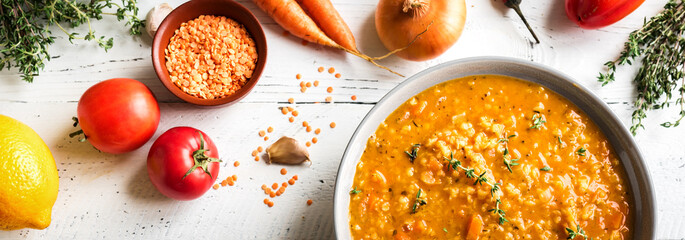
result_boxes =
[333,57,656,239]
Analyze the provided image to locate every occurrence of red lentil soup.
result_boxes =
[348,75,633,239]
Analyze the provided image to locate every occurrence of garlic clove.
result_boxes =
[146,3,174,38]
[266,137,311,165]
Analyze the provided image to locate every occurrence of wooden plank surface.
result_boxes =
[1,0,683,239]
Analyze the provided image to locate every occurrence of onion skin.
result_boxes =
[376,0,466,61]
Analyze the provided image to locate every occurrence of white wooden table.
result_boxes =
[1,0,683,239]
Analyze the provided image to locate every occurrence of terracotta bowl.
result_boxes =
[151,0,267,106]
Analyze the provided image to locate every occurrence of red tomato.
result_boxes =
[147,127,221,200]
[565,0,645,29]
[77,78,160,154]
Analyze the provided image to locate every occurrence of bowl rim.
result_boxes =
[151,0,267,106]
[332,56,656,239]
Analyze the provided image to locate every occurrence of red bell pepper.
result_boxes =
[565,0,645,29]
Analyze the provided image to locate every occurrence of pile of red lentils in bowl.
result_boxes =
[164,15,258,99]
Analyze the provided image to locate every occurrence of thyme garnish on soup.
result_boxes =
[529,113,546,129]
[405,144,421,163]
[445,152,508,225]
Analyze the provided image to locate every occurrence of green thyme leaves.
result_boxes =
[529,113,546,129]
[566,224,590,239]
[405,144,421,163]
[411,189,427,214]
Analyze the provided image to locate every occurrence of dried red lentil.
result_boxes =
[351,95,357,100]
[318,67,324,72]
[314,80,320,87]
[288,98,295,104]
[330,122,336,128]
[327,87,333,93]
[328,67,335,73]
[307,199,313,206]
[165,15,258,99]
[280,168,287,175]
[296,74,302,80]
[315,128,321,134]
[335,73,341,78]
[234,161,240,167]
[306,82,312,88]
[267,126,274,133]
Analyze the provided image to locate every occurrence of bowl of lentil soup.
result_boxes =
[151,0,267,106]
[334,57,656,239]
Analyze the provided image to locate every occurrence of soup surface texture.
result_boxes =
[348,75,632,239]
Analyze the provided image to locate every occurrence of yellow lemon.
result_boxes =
[0,115,58,230]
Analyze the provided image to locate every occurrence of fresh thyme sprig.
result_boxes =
[566,224,591,240]
[405,143,421,163]
[529,113,546,129]
[576,147,587,156]
[0,0,144,82]
[502,147,519,173]
[488,199,508,224]
[497,134,517,143]
[499,134,519,173]
[350,186,361,195]
[411,188,427,214]
[444,152,507,225]
[598,0,685,134]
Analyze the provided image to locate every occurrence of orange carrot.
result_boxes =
[252,0,403,76]
[253,0,339,47]
[297,0,357,51]
[466,214,484,240]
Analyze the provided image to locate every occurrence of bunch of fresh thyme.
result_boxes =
[0,0,144,82]
[444,152,508,224]
[598,0,685,134]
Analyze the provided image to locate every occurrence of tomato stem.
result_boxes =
[182,132,221,180]
[69,117,87,142]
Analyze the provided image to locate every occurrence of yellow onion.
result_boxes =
[376,0,466,61]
